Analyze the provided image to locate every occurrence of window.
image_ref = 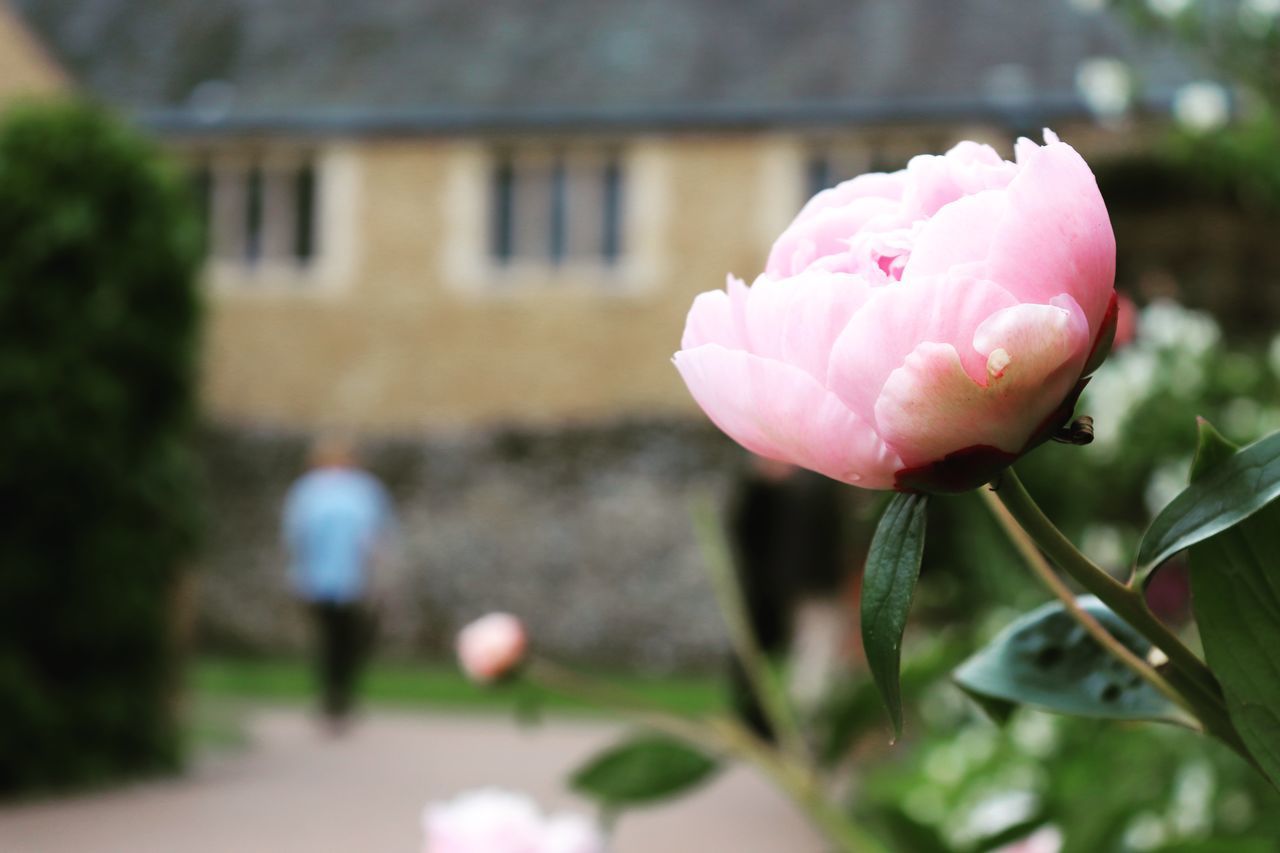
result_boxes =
[489,148,625,267]
[188,150,321,272]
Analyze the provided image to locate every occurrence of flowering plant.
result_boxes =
[458,134,1280,851]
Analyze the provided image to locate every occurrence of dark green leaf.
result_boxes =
[953,597,1186,724]
[1190,417,1239,482]
[1137,427,1280,575]
[861,492,929,741]
[569,735,718,808]
[1188,422,1280,788]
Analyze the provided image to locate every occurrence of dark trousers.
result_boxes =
[310,601,368,719]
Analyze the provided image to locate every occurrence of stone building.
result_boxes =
[7,0,1198,431]
[3,0,1211,668]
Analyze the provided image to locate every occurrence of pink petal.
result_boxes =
[873,299,1091,467]
[795,170,906,220]
[766,196,899,278]
[680,275,750,351]
[743,271,874,382]
[901,189,1008,282]
[674,345,901,487]
[944,140,1008,168]
[827,273,1020,425]
[901,145,1018,218]
[986,140,1116,337]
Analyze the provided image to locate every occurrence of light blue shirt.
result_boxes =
[283,467,395,603]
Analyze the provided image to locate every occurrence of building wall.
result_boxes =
[0,3,66,101]
[193,120,1138,433]
[195,418,750,671]
[197,132,797,431]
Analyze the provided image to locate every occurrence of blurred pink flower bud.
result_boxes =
[422,788,605,853]
[456,613,527,684]
[675,131,1117,493]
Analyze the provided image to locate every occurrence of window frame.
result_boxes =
[174,142,354,294]
[484,141,631,279]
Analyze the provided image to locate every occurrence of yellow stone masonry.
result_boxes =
[0,3,66,101]
[199,134,809,432]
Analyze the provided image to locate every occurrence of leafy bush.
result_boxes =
[0,100,203,793]
[856,684,1280,852]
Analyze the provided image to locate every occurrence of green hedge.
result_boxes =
[0,100,203,793]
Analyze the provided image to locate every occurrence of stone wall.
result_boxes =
[194,418,746,672]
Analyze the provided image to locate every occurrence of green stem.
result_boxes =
[990,469,1254,759]
[714,719,887,853]
[526,659,712,745]
[980,487,1193,717]
[529,660,885,850]
[691,497,811,764]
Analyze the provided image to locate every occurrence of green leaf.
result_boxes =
[861,492,929,741]
[953,597,1186,724]
[569,735,718,808]
[1137,427,1280,575]
[1187,422,1280,788]
[1190,417,1239,481]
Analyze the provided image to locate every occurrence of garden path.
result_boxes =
[0,708,824,853]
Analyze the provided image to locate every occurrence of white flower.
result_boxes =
[1076,58,1132,120]
[1173,82,1231,132]
[1147,0,1193,17]
[994,825,1064,853]
[956,790,1040,845]
[422,788,606,853]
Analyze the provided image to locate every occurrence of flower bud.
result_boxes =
[456,613,527,684]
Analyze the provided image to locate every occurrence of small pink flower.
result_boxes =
[456,613,527,684]
[675,131,1117,493]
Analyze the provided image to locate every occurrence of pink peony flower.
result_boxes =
[422,788,606,853]
[456,613,528,684]
[675,131,1117,493]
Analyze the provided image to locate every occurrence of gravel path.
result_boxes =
[0,708,825,852]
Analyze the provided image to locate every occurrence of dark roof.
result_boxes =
[12,0,1201,134]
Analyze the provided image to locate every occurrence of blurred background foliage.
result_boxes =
[0,100,203,794]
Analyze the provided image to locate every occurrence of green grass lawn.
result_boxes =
[191,656,728,718]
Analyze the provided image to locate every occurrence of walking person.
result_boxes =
[283,435,397,734]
